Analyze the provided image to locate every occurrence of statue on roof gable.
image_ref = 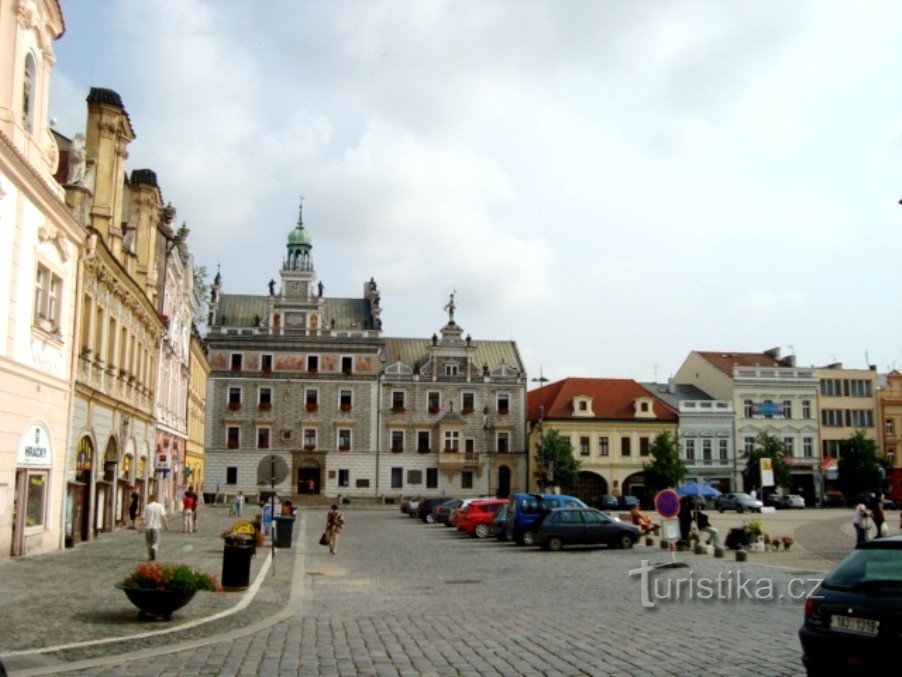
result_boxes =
[318,281,324,297]
[268,279,276,296]
[444,291,456,323]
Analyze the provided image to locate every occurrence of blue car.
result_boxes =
[505,493,586,546]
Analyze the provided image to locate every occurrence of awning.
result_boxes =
[821,456,837,471]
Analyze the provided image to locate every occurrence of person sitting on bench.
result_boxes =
[629,505,660,536]
[693,506,721,548]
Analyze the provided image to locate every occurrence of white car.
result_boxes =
[782,494,806,509]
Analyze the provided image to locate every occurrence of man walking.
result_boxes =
[183,486,198,533]
[140,494,167,560]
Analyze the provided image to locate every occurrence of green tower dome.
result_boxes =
[287,224,312,246]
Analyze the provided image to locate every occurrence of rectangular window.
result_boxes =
[802,400,811,419]
[338,429,351,451]
[230,353,243,371]
[340,390,353,411]
[417,431,431,453]
[595,437,608,457]
[227,426,240,449]
[24,471,47,528]
[426,468,438,488]
[887,419,896,437]
[303,429,316,449]
[783,437,793,455]
[465,438,475,454]
[498,432,511,453]
[639,437,650,457]
[719,439,728,462]
[407,470,423,485]
[821,409,843,427]
[685,439,695,461]
[228,387,242,407]
[743,400,753,418]
[341,356,353,374]
[261,354,273,372]
[497,393,510,414]
[307,355,319,373]
[226,467,238,484]
[849,379,872,397]
[281,428,292,442]
[257,427,270,449]
[621,437,631,456]
[428,391,441,412]
[392,391,405,412]
[444,430,460,451]
[851,410,874,428]
[821,379,841,397]
[461,471,474,489]
[701,439,711,461]
[259,387,272,408]
[338,469,350,487]
[579,436,590,456]
[744,437,755,455]
[33,264,62,330]
[783,400,792,420]
[461,392,474,413]
[444,364,459,376]
[391,467,403,489]
[803,437,813,458]
[305,389,318,411]
[391,430,404,452]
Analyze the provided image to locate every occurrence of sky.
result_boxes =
[49,1,902,385]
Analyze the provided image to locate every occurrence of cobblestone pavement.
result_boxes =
[0,505,874,676]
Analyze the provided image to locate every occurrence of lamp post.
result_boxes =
[532,369,549,490]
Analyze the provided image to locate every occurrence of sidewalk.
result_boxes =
[0,504,305,673]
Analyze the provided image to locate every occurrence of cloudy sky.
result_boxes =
[50,1,902,383]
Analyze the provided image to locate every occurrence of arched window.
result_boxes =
[22,52,37,132]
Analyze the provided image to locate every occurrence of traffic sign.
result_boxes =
[655,489,680,518]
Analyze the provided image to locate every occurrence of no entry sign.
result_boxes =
[655,489,680,518]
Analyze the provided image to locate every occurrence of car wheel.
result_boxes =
[737,506,744,513]
[474,523,490,539]
[618,533,635,549]
[522,530,538,546]
[718,505,724,513]
[548,537,564,551]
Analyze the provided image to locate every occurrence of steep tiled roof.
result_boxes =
[695,351,780,376]
[87,87,124,107]
[130,169,158,187]
[214,295,269,328]
[639,382,712,411]
[384,338,523,371]
[527,377,678,422]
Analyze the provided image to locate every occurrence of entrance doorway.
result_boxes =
[74,436,94,543]
[576,471,608,503]
[298,467,321,495]
[496,466,512,498]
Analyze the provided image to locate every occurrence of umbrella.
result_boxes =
[676,482,721,498]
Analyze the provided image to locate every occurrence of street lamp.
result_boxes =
[532,369,550,489]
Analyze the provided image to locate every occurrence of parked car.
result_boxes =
[715,492,763,513]
[417,497,450,523]
[401,496,424,517]
[764,493,784,509]
[537,507,639,551]
[588,494,640,512]
[457,499,507,538]
[450,497,495,527]
[505,493,587,545]
[433,499,463,526]
[782,494,806,509]
[491,504,509,540]
[799,534,902,673]
[822,492,846,508]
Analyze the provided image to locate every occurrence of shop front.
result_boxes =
[11,422,53,557]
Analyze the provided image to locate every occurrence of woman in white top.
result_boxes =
[853,499,871,546]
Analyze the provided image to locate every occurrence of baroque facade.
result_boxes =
[203,207,527,501]
[0,0,81,560]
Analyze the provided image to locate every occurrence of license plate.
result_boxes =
[830,614,879,636]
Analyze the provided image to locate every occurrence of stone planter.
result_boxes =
[115,584,197,620]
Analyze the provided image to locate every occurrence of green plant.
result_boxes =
[121,562,221,592]
[746,520,764,537]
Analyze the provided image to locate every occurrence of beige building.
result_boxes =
[186,330,209,494]
[879,370,902,469]
[0,0,85,560]
[62,89,166,543]
[526,378,678,501]
[674,348,820,505]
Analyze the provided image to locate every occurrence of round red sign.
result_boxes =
[655,489,680,518]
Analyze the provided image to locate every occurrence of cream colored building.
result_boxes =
[186,330,209,494]
[879,370,902,469]
[0,0,85,559]
[526,378,678,501]
[814,363,879,461]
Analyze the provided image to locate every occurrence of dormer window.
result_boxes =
[633,397,657,419]
[572,395,594,417]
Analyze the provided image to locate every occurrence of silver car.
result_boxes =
[715,492,763,513]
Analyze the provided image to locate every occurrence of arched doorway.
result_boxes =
[576,471,608,503]
[622,472,647,504]
[496,465,512,498]
[96,437,118,534]
[296,453,323,495]
[68,436,94,545]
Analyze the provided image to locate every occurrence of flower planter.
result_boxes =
[115,584,197,621]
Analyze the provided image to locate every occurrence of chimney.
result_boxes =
[764,347,781,360]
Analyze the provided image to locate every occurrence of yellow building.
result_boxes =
[527,378,678,502]
[814,363,880,457]
[186,330,209,494]
[879,370,902,469]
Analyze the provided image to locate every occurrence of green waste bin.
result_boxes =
[273,515,296,548]
[222,533,254,590]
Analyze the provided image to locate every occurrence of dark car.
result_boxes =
[433,499,463,526]
[536,507,639,551]
[799,535,902,673]
[588,495,639,511]
[417,497,449,523]
[822,493,846,508]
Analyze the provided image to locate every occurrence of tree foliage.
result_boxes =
[741,433,792,491]
[838,431,884,499]
[534,428,581,491]
[642,432,687,491]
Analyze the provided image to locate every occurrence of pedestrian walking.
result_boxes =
[140,494,167,560]
[677,496,693,545]
[872,495,886,537]
[128,488,139,529]
[232,490,245,517]
[183,486,197,533]
[853,498,872,546]
[325,503,345,555]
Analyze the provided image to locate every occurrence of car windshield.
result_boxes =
[733,493,752,500]
[821,548,902,594]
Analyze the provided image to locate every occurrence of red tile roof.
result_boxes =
[527,377,677,422]
[695,351,780,376]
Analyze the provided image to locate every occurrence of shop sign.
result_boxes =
[18,423,52,466]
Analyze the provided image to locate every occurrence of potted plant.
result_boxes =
[782,536,794,551]
[746,520,764,541]
[116,562,220,620]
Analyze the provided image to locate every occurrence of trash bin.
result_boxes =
[273,515,295,548]
[222,533,254,590]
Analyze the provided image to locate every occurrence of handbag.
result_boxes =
[879,522,889,537]
[319,532,328,546]
[859,516,872,531]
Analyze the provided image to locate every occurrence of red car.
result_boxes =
[456,499,507,538]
